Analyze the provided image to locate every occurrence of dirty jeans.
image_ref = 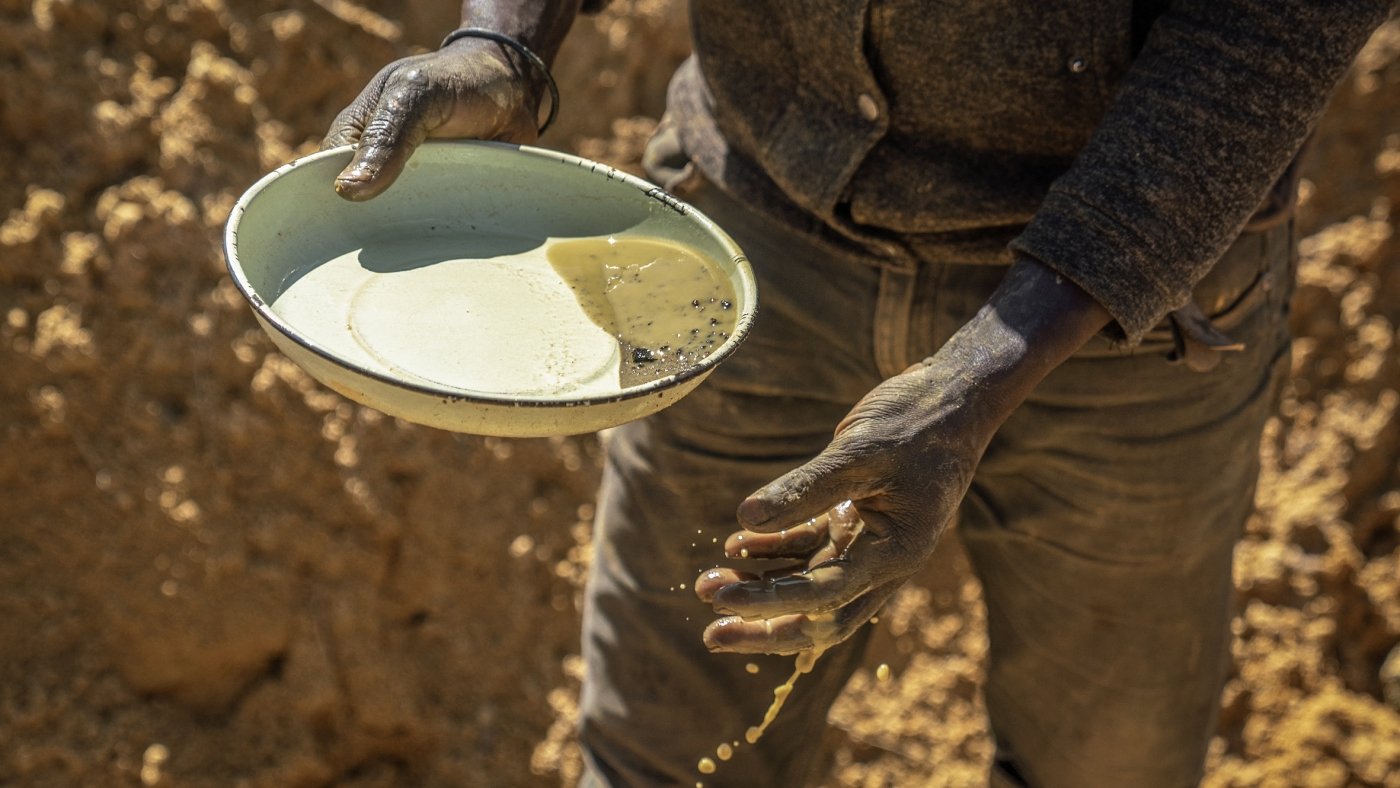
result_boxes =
[577,158,1294,786]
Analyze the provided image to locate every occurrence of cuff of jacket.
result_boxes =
[1009,190,1188,346]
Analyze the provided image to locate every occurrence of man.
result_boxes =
[323,1,1390,785]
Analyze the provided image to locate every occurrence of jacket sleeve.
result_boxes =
[1009,1,1392,343]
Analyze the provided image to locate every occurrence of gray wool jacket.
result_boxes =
[644,0,1391,342]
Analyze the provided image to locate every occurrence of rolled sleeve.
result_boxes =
[1011,0,1390,344]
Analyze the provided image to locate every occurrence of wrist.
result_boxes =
[439,29,558,133]
[443,36,543,91]
[918,256,1110,428]
[457,1,577,63]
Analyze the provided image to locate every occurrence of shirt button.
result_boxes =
[857,93,880,122]
[1068,57,1089,73]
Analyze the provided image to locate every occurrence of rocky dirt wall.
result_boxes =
[0,2,1396,786]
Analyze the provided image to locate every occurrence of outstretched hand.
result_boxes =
[694,358,995,655]
[321,39,544,201]
[693,257,1113,655]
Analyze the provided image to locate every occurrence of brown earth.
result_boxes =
[0,2,1396,786]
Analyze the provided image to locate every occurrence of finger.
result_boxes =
[334,68,435,201]
[702,581,903,655]
[696,564,809,604]
[710,513,907,619]
[806,579,902,651]
[743,503,859,566]
[702,613,814,655]
[710,560,869,620]
[736,447,879,533]
[322,64,395,151]
[723,519,827,560]
[693,567,758,603]
[822,499,864,555]
[322,103,368,150]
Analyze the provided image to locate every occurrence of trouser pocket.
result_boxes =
[1080,220,1294,364]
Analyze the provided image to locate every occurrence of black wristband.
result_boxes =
[439,27,560,136]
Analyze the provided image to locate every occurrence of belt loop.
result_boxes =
[874,266,917,378]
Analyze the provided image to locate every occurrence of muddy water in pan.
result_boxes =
[547,236,737,388]
[270,234,737,397]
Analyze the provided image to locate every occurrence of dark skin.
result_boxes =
[323,1,1112,655]
[693,259,1109,653]
[324,0,580,201]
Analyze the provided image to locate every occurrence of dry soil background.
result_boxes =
[0,2,1397,786]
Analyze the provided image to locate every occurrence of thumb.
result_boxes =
[333,75,433,201]
[736,447,876,533]
[334,122,426,203]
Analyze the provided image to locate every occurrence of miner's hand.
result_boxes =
[322,39,545,201]
[694,256,1113,655]
[693,357,990,655]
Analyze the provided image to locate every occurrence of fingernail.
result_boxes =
[737,498,771,527]
[338,165,375,184]
[712,598,740,616]
[711,588,745,616]
[703,619,738,651]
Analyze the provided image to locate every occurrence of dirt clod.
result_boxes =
[1,3,1397,787]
